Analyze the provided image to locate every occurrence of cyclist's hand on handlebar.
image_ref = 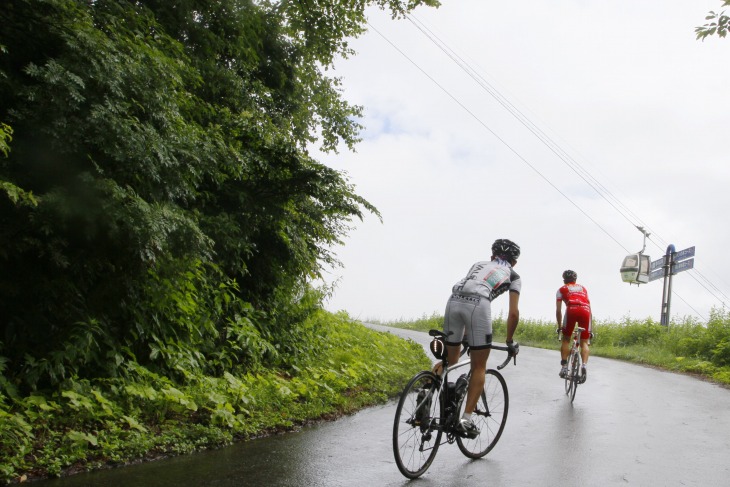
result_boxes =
[506,340,519,357]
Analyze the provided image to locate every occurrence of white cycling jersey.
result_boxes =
[451,258,521,301]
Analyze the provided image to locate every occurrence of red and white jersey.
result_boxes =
[556,282,591,309]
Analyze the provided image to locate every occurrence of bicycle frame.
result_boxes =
[413,354,472,443]
[563,326,585,401]
[393,330,515,479]
[423,341,514,441]
[560,326,585,361]
[572,327,583,350]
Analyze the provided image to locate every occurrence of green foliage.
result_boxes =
[491,316,552,343]
[697,1,730,39]
[590,316,665,347]
[127,258,271,378]
[0,179,37,207]
[0,0,442,480]
[668,309,730,366]
[371,312,444,332]
[0,0,449,393]
[382,309,730,385]
[0,312,429,482]
[0,122,11,158]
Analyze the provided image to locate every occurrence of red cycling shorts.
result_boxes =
[562,305,592,340]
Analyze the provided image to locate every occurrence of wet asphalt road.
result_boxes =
[38,325,730,486]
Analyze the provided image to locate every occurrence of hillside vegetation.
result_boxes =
[379,308,730,386]
[0,0,439,483]
[0,312,430,482]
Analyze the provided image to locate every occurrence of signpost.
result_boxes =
[649,254,694,282]
[673,258,694,274]
[656,245,696,327]
[648,268,663,282]
[674,246,695,262]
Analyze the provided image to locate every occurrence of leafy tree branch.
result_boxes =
[697,1,730,39]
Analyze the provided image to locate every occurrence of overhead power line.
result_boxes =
[366,20,630,254]
[366,14,729,320]
[402,14,729,320]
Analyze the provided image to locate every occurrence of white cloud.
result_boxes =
[317,0,730,324]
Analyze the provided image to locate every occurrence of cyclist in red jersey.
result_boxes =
[556,270,592,382]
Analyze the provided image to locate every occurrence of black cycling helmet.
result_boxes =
[562,269,577,282]
[491,239,520,262]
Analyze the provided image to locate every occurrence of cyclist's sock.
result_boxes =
[461,412,472,421]
[560,359,567,365]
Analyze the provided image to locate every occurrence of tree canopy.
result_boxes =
[0,0,438,393]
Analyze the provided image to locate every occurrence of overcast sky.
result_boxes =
[314,0,730,325]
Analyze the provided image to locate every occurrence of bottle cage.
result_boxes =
[429,336,446,360]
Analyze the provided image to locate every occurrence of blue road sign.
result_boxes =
[672,258,694,274]
[650,258,664,271]
[649,268,664,282]
[673,246,695,262]
[649,257,694,281]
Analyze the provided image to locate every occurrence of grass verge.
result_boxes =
[374,309,730,387]
[0,311,430,483]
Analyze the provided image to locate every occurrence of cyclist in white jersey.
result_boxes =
[442,239,521,438]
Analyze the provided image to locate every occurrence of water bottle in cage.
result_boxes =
[454,374,468,406]
[445,382,457,416]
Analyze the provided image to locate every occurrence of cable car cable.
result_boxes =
[366,17,726,318]
[405,14,644,232]
[366,21,630,254]
[402,14,728,316]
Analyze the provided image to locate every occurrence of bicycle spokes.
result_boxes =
[456,369,509,459]
[393,371,443,479]
[473,402,491,418]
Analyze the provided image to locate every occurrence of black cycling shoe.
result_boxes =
[455,418,480,439]
[579,367,587,384]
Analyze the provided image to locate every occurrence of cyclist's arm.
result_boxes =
[506,291,520,342]
[555,298,563,328]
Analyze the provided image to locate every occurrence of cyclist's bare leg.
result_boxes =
[580,340,589,364]
[560,336,570,361]
[446,344,462,372]
[463,348,490,414]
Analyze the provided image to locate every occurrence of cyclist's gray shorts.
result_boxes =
[443,294,492,350]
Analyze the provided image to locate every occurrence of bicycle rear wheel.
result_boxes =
[568,350,580,402]
[392,371,443,479]
[456,369,509,458]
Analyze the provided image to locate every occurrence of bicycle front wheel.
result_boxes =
[392,371,443,479]
[456,369,509,459]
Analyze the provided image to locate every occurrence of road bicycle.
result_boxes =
[392,330,517,479]
[562,326,586,403]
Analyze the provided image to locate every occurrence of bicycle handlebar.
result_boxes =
[490,344,518,370]
[429,329,518,370]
